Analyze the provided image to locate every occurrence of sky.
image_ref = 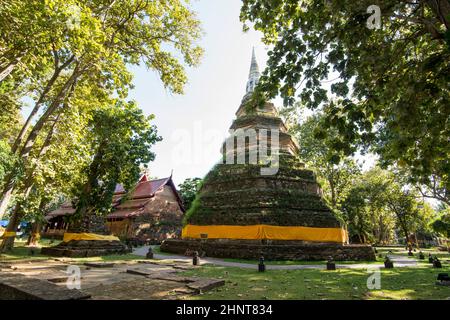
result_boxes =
[17,0,376,187]
[127,0,272,186]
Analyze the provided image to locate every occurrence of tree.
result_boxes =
[68,100,161,232]
[432,213,450,238]
[287,106,361,213]
[341,167,396,244]
[0,141,15,185]
[0,0,203,219]
[386,188,420,246]
[0,103,92,251]
[340,165,436,245]
[178,178,202,211]
[240,0,450,204]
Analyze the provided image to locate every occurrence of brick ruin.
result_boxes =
[161,49,375,261]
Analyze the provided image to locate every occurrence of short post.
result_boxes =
[384,256,394,269]
[436,273,450,286]
[428,253,434,263]
[146,247,154,259]
[418,251,425,260]
[433,257,442,268]
[326,256,336,270]
[193,251,199,266]
[258,255,265,272]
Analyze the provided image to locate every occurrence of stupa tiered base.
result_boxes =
[41,240,131,257]
[171,51,376,262]
[161,239,376,261]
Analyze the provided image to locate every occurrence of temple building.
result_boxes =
[161,49,375,260]
[106,175,185,242]
[43,174,185,243]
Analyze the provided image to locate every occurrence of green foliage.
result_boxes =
[71,100,161,226]
[182,195,201,226]
[0,0,204,221]
[178,177,202,211]
[341,167,436,244]
[240,0,450,204]
[287,106,361,213]
[431,206,450,237]
[0,141,15,184]
[182,264,450,300]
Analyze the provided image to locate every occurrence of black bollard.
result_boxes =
[326,256,336,270]
[437,273,449,281]
[428,254,434,263]
[258,255,266,272]
[433,257,442,268]
[146,247,154,259]
[193,251,199,266]
[384,256,394,269]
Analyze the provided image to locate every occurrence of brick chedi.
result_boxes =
[161,49,375,261]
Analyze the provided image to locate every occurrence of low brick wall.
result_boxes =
[0,273,90,300]
[41,240,131,257]
[161,239,376,261]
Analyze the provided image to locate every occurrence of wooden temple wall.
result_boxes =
[106,219,132,239]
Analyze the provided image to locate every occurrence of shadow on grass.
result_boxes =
[181,264,450,300]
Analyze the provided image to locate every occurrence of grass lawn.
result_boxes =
[181,265,450,300]
[218,246,449,266]
[2,240,450,300]
[221,258,383,266]
[375,247,450,260]
[0,238,143,263]
[0,239,61,261]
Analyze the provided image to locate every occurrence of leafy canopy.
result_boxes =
[72,100,162,220]
[240,0,450,204]
[178,177,202,211]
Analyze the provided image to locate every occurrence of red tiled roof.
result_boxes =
[115,198,150,210]
[132,177,170,199]
[46,202,76,218]
[107,207,145,219]
[106,177,170,219]
[46,175,184,220]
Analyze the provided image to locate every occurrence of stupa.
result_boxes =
[161,49,375,260]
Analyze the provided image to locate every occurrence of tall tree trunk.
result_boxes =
[68,140,106,233]
[400,222,410,248]
[424,0,450,29]
[0,185,14,221]
[0,205,21,252]
[11,54,75,154]
[0,65,79,220]
[0,60,18,82]
[0,49,28,83]
[19,64,80,161]
[0,111,62,251]
[27,221,42,246]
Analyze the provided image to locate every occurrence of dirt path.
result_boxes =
[133,246,421,270]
